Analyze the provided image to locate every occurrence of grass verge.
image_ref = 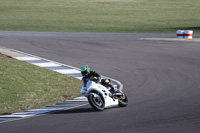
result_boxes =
[0,0,200,33]
[0,54,82,115]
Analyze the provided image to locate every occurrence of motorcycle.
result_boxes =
[80,78,128,111]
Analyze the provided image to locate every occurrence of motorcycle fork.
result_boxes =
[94,92,102,102]
[97,92,103,101]
[120,95,126,99]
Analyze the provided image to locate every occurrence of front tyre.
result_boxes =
[88,92,105,111]
[119,94,128,107]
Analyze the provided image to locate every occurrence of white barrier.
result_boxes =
[184,30,193,39]
[176,30,193,39]
[176,30,184,39]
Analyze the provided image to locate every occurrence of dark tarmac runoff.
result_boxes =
[0,31,200,133]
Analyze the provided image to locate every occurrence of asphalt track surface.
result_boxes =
[0,31,200,133]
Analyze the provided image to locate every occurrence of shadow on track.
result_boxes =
[51,107,97,115]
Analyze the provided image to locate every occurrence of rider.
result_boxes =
[80,65,101,94]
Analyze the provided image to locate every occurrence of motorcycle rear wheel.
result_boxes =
[88,92,105,111]
[118,94,128,107]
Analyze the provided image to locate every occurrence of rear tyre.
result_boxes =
[119,94,128,107]
[88,92,105,111]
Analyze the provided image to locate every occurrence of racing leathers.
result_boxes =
[80,71,101,95]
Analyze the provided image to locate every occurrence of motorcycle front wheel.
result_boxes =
[88,92,105,111]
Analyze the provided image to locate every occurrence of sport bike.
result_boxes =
[81,79,128,111]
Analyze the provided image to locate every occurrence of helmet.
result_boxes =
[104,79,111,85]
[81,65,90,77]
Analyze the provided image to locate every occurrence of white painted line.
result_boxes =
[28,108,59,111]
[0,108,61,118]
[13,112,47,115]
[67,100,88,102]
[54,69,81,74]
[12,112,33,115]
[73,96,87,100]
[32,62,61,67]
[14,57,41,61]
[0,103,89,124]
[0,115,33,118]
[75,77,82,80]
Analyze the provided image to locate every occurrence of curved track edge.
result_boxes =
[0,46,123,123]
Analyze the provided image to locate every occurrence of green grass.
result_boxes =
[0,0,200,33]
[0,54,82,115]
